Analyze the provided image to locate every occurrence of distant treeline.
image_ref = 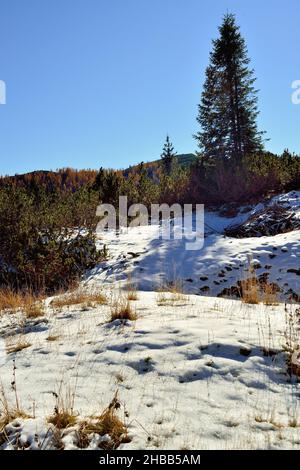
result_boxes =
[1,149,300,208]
[0,168,98,193]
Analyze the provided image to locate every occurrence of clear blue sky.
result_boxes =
[0,0,299,175]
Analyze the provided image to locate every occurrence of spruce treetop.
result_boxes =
[161,135,177,175]
[195,13,265,163]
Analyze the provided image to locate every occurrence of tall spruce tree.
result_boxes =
[161,135,177,174]
[195,13,264,163]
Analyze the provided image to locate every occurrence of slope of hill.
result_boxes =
[124,153,197,174]
[88,191,300,303]
[1,190,300,450]
[158,153,197,168]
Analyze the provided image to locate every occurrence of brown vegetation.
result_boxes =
[110,297,137,322]
[0,288,45,318]
[81,392,130,450]
[51,290,107,310]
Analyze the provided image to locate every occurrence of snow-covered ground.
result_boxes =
[88,191,300,300]
[0,191,300,450]
[0,292,299,450]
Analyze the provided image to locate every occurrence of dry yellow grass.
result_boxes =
[82,392,130,450]
[110,298,137,322]
[6,336,31,354]
[124,275,139,301]
[0,406,29,435]
[0,288,45,319]
[0,289,24,313]
[169,291,187,303]
[156,290,168,306]
[240,263,279,306]
[155,275,189,306]
[46,334,60,342]
[51,290,107,309]
[240,254,281,305]
[48,411,77,429]
[262,283,279,306]
[127,290,138,301]
[168,278,184,295]
[23,298,45,319]
[240,258,261,305]
[47,381,77,430]
[241,277,260,304]
[156,288,187,306]
[45,387,129,450]
[0,376,30,442]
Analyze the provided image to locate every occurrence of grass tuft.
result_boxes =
[48,411,77,429]
[23,298,45,319]
[6,336,31,354]
[110,297,137,322]
[47,381,77,430]
[84,392,130,449]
